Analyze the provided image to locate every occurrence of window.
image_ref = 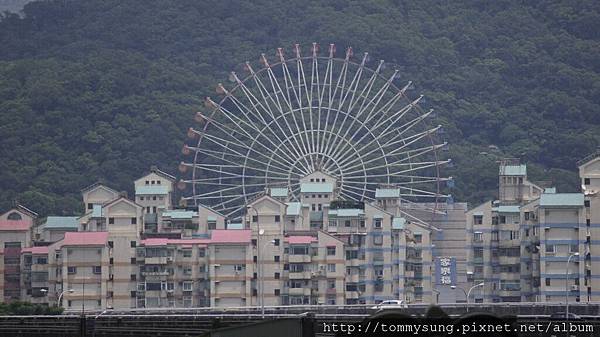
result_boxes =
[283,264,289,271]
[311,204,316,211]
[328,279,335,289]
[145,180,149,185]
[151,180,155,185]
[252,215,258,223]
[473,232,483,243]
[414,234,422,243]
[585,178,591,185]
[585,200,590,208]
[274,215,280,222]
[234,264,244,271]
[130,291,137,298]
[274,272,280,279]
[183,282,193,291]
[183,250,192,258]
[68,266,77,274]
[108,241,114,248]
[524,212,530,221]
[131,241,137,248]
[374,219,382,228]
[373,235,383,245]
[312,194,316,198]
[198,248,205,257]
[327,264,336,272]
[329,220,337,227]
[274,255,280,262]
[140,196,144,201]
[253,255,257,262]
[109,217,115,224]
[474,215,483,225]
[571,244,579,253]
[207,220,217,230]
[345,220,351,227]
[131,274,137,281]
[360,220,365,228]
[274,238,280,246]
[183,267,192,275]
[131,217,137,225]
[87,203,93,210]
[473,248,484,259]
[546,278,551,286]
[274,289,280,296]
[327,247,336,255]
[131,258,136,264]
[545,244,555,253]
[109,257,114,265]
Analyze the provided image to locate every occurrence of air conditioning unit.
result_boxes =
[167,257,173,262]
[571,285,579,291]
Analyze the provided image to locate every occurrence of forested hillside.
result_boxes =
[1,0,599,215]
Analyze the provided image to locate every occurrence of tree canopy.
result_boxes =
[0,0,599,215]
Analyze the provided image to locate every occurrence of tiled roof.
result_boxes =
[375,188,400,198]
[62,232,109,246]
[44,216,79,229]
[22,246,49,254]
[539,193,584,207]
[300,182,333,193]
[285,236,317,244]
[210,230,251,244]
[0,220,30,231]
[135,186,169,195]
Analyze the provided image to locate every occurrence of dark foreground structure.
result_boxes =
[2,304,600,337]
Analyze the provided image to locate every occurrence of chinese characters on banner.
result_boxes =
[436,256,456,285]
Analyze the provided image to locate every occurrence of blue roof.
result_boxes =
[539,193,584,207]
[286,202,301,216]
[162,210,197,219]
[270,188,288,197]
[392,217,406,229]
[44,216,79,229]
[500,164,526,176]
[375,188,400,198]
[328,209,364,217]
[300,182,333,193]
[135,186,169,195]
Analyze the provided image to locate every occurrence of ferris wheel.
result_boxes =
[179,43,450,218]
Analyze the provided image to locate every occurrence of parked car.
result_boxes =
[549,312,582,320]
[370,300,408,310]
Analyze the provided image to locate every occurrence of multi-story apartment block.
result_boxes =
[1,167,442,309]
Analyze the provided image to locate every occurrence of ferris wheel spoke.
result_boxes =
[339,142,445,173]
[244,66,313,172]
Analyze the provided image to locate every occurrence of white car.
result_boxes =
[370,300,408,310]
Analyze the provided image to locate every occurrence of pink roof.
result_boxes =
[22,246,49,254]
[285,236,317,244]
[0,220,31,231]
[210,229,251,244]
[141,238,209,246]
[62,232,109,246]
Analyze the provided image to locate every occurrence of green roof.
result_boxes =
[500,164,526,176]
[544,187,556,194]
[300,182,333,193]
[329,209,364,217]
[135,186,169,195]
[207,215,217,221]
[92,204,103,218]
[392,217,406,229]
[497,205,520,213]
[44,216,79,229]
[375,188,400,198]
[270,188,288,197]
[227,223,244,229]
[539,193,584,207]
[286,202,301,216]
[162,210,197,219]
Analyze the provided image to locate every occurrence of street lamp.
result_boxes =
[57,289,75,307]
[450,285,467,303]
[566,252,579,321]
[467,282,485,304]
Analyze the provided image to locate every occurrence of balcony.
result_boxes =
[289,288,311,296]
[289,255,311,263]
[145,257,170,264]
[289,271,312,279]
[141,270,171,276]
